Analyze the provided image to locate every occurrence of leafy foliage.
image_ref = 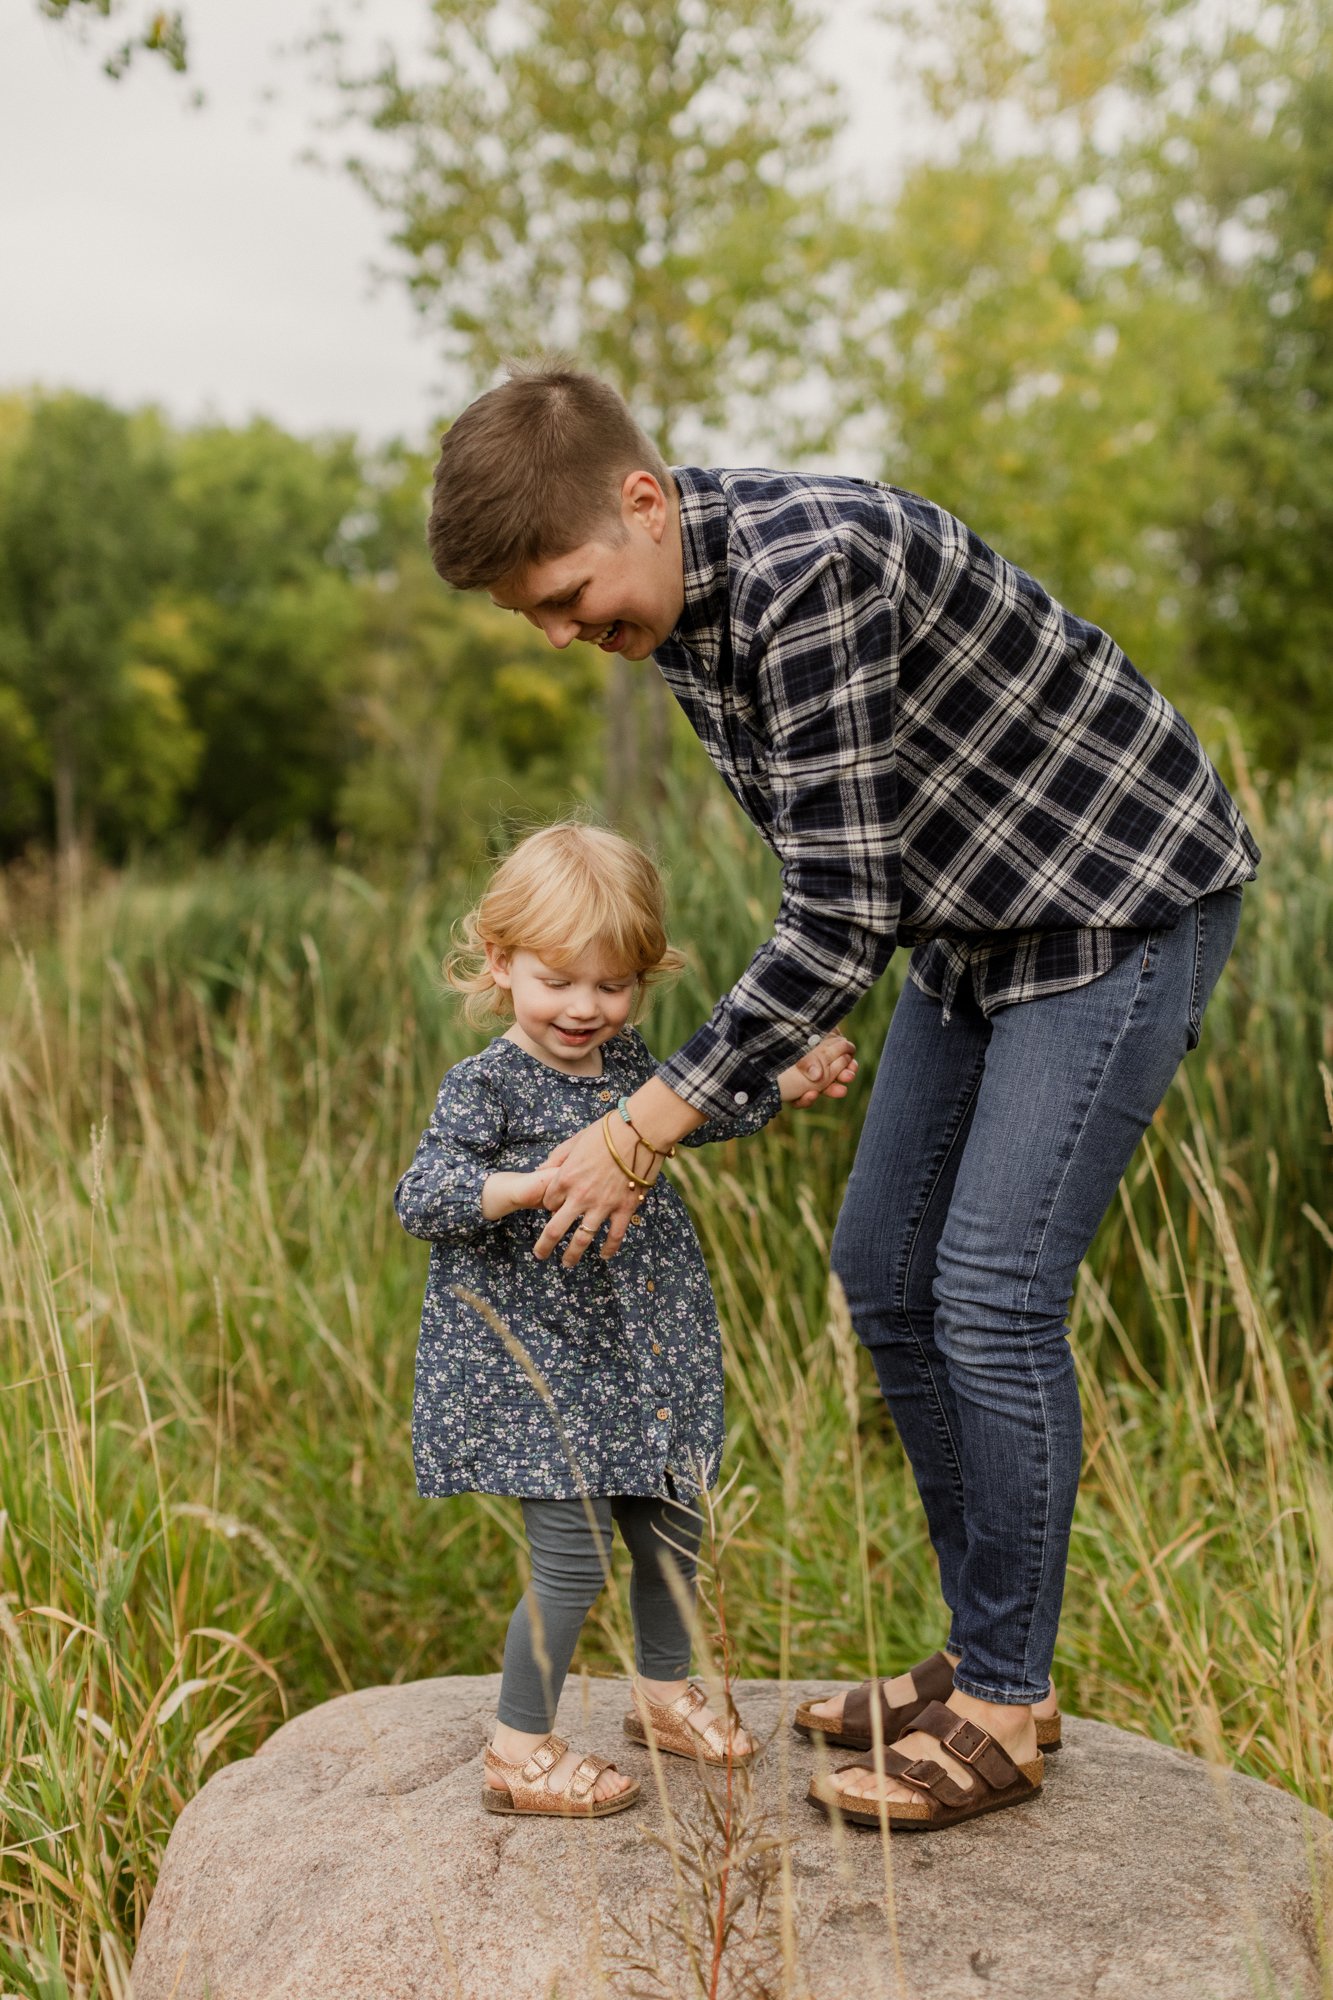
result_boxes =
[38,0,187,78]
[839,0,1333,764]
[325,0,842,454]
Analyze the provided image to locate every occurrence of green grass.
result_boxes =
[0,764,1330,1995]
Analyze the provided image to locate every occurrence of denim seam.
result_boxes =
[1008,951,1149,1694]
[895,1053,989,1515]
[1187,898,1207,1047]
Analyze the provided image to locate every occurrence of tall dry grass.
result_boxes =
[0,764,1329,1994]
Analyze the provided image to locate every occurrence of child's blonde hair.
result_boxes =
[447,821,687,1027]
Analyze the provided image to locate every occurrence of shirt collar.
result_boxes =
[666,466,729,671]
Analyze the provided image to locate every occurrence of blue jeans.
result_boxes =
[830,889,1243,1704]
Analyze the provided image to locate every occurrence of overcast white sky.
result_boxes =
[0,0,908,448]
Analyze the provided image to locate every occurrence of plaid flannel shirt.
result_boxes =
[653,465,1259,1121]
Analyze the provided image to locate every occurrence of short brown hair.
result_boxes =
[427,361,671,590]
[445,820,686,1027]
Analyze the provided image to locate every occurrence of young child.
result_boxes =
[395,822,855,1819]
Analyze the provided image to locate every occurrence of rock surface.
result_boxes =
[131,1675,1331,2000]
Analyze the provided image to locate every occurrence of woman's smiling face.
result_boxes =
[488,470,684,662]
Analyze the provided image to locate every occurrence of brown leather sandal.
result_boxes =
[793,1649,956,1749]
[482,1731,640,1817]
[793,1652,1063,1753]
[807,1701,1044,1832]
[622,1680,758,1767]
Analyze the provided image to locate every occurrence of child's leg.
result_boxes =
[615,1494,754,1758]
[611,1494,701,1680]
[489,1496,636,1808]
[497,1496,613,1732]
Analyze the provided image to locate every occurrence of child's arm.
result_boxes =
[395,1063,519,1244]
[480,1168,554,1221]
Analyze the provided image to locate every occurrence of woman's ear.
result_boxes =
[485,942,513,990]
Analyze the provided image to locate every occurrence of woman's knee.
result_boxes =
[832,1203,936,1353]
[931,1256,1073,1375]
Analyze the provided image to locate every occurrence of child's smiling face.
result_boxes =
[488,470,684,661]
[488,944,640,1074]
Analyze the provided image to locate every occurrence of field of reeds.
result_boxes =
[1,756,1330,1997]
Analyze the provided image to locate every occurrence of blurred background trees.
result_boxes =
[38,0,188,77]
[321,0,845,823]
[1,0,1327,867]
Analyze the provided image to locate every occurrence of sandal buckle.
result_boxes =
[940,1718,987,1766]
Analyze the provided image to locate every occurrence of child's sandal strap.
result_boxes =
[520,1732,568,1784]
[675,1682,734,1758]
[566,1753,609,1803]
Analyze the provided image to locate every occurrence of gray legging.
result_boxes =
[497,1493,703,1733]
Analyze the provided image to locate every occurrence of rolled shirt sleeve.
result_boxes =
[658,552,902,1119]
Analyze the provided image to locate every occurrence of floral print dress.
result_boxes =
[395,1026,781,1502]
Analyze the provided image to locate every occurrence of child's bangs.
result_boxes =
[516,880,657,979]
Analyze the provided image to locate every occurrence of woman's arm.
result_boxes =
[533,1036,855,1267]
[658,552,901,1124]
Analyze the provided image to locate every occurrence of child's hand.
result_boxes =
[481,1169,554,1221]
[778,1033,858,1108]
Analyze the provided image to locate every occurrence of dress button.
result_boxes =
[652,1341,662,1355]
[656,1407,669,1421]
[630,1213,643,1226]
[599,1089,613,1101]
[646,1279,655,1292]
[733,1090,749,1105]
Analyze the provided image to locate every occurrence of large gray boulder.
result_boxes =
[131,1675,1331,2000]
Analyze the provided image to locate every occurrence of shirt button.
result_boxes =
[599,1089,613,1102]
[646,1279,655,1293]
[652,1341,662,1355]
[808,1031,821,1047]
[733,1090,749,1105]
[656,1407,669,1422]
[630,1213,643,1226]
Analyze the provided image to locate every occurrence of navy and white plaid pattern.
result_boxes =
[653,466,1259,1119]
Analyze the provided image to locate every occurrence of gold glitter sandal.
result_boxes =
[481,1731,640,1817]
[623,1679,758,1767]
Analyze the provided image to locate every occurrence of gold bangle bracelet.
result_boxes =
[602,1114,656,1189]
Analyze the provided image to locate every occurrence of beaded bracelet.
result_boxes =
[616,1094,676,1160]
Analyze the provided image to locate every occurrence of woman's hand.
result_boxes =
[778,1033,858,1108]
[534,1118,650,1266]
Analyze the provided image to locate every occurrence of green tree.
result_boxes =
[162,420,368,841]
[333,445,602,867]
[0,398,46,847]
[834,149,1234,702]
[0,393,194,856]
[841,0,1332,766]
[323,0,844,824]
